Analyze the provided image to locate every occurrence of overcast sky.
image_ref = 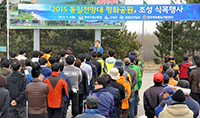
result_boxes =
[125,0,182,34]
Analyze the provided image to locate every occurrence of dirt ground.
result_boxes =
[143,61,160,71]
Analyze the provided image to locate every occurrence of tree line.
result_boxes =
[153,0,200,64]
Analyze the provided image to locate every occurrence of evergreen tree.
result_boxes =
[179,21,200,56]
[182,0,200,56]
[101,27,141,59]
[153,21,185,64]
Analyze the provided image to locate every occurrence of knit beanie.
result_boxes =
[165,68,175,77]
[172,89,185,103]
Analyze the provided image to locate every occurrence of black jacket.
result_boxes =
[143,85,164,117]
[187,64,196,77]
[107,85,121,118]
[79,69,89,95]
[6,71,27,107]
[0,87,10,118]
[110,80,125,100]
[91,59,102,76]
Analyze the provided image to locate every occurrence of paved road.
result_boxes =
[67,71,200,118]
[137,71,156,118]
[67,71,157,118]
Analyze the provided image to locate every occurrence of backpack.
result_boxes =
[123,71,131,83]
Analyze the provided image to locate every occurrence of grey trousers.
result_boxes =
[8,105,26,118]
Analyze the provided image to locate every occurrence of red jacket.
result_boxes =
[44,72,68,108]
[179,61,191,79]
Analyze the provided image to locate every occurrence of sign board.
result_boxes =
[0,46,6,52]
[8,0,125,29]
[18,4,200,21]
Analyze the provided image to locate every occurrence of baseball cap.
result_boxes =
[176,80,191,95]
[130,51,137,55]
[154,73,164,82]
[163,73,169,81]
[128,55,135,62]
[85,95,99,108]
[177,80,190,89]
[160,86,174,96]
[165,69,175,77]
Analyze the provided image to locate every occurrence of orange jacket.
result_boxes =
[117,76,131,109]
[168,77,178,86]
[44,72,68,108]
[158,65,163,73]
[43,53,51,67]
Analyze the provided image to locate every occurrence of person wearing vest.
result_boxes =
[104,49,116,73]
[97,52,105,76]
[93,40,104,54]
[44,63,68,118]
[169,56,179,71]
[43,47,52,67]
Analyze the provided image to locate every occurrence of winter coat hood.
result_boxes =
[10,71,25,83]
[176,86,191,95]
[166,104,193,116]
[31,57,39,63]
[181,61,191,69]
[105,57,116,64]
[1,68,12,77]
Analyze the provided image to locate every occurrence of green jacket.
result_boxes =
[0,68,12,77]
[130,64,142,91]
[136,65,143,77]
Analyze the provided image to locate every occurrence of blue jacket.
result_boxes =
[155,95,172,117]
[59,71,72,90]
[106,85,121,118]
[155,95,199,118]
[85,61,98,89]
[40,66,52,77]
[59,71,72,102]
[184,95,199,118]
[75,109,106,118]
[26,73,45,84]
[85,61,98,78]
[91,88,114,117]
[93,46,103,54]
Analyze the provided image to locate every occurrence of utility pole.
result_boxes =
[141,0,147,64]
[170,0,175,56]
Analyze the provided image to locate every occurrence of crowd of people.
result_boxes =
[0,41,199,118]
[144,55,200,118]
